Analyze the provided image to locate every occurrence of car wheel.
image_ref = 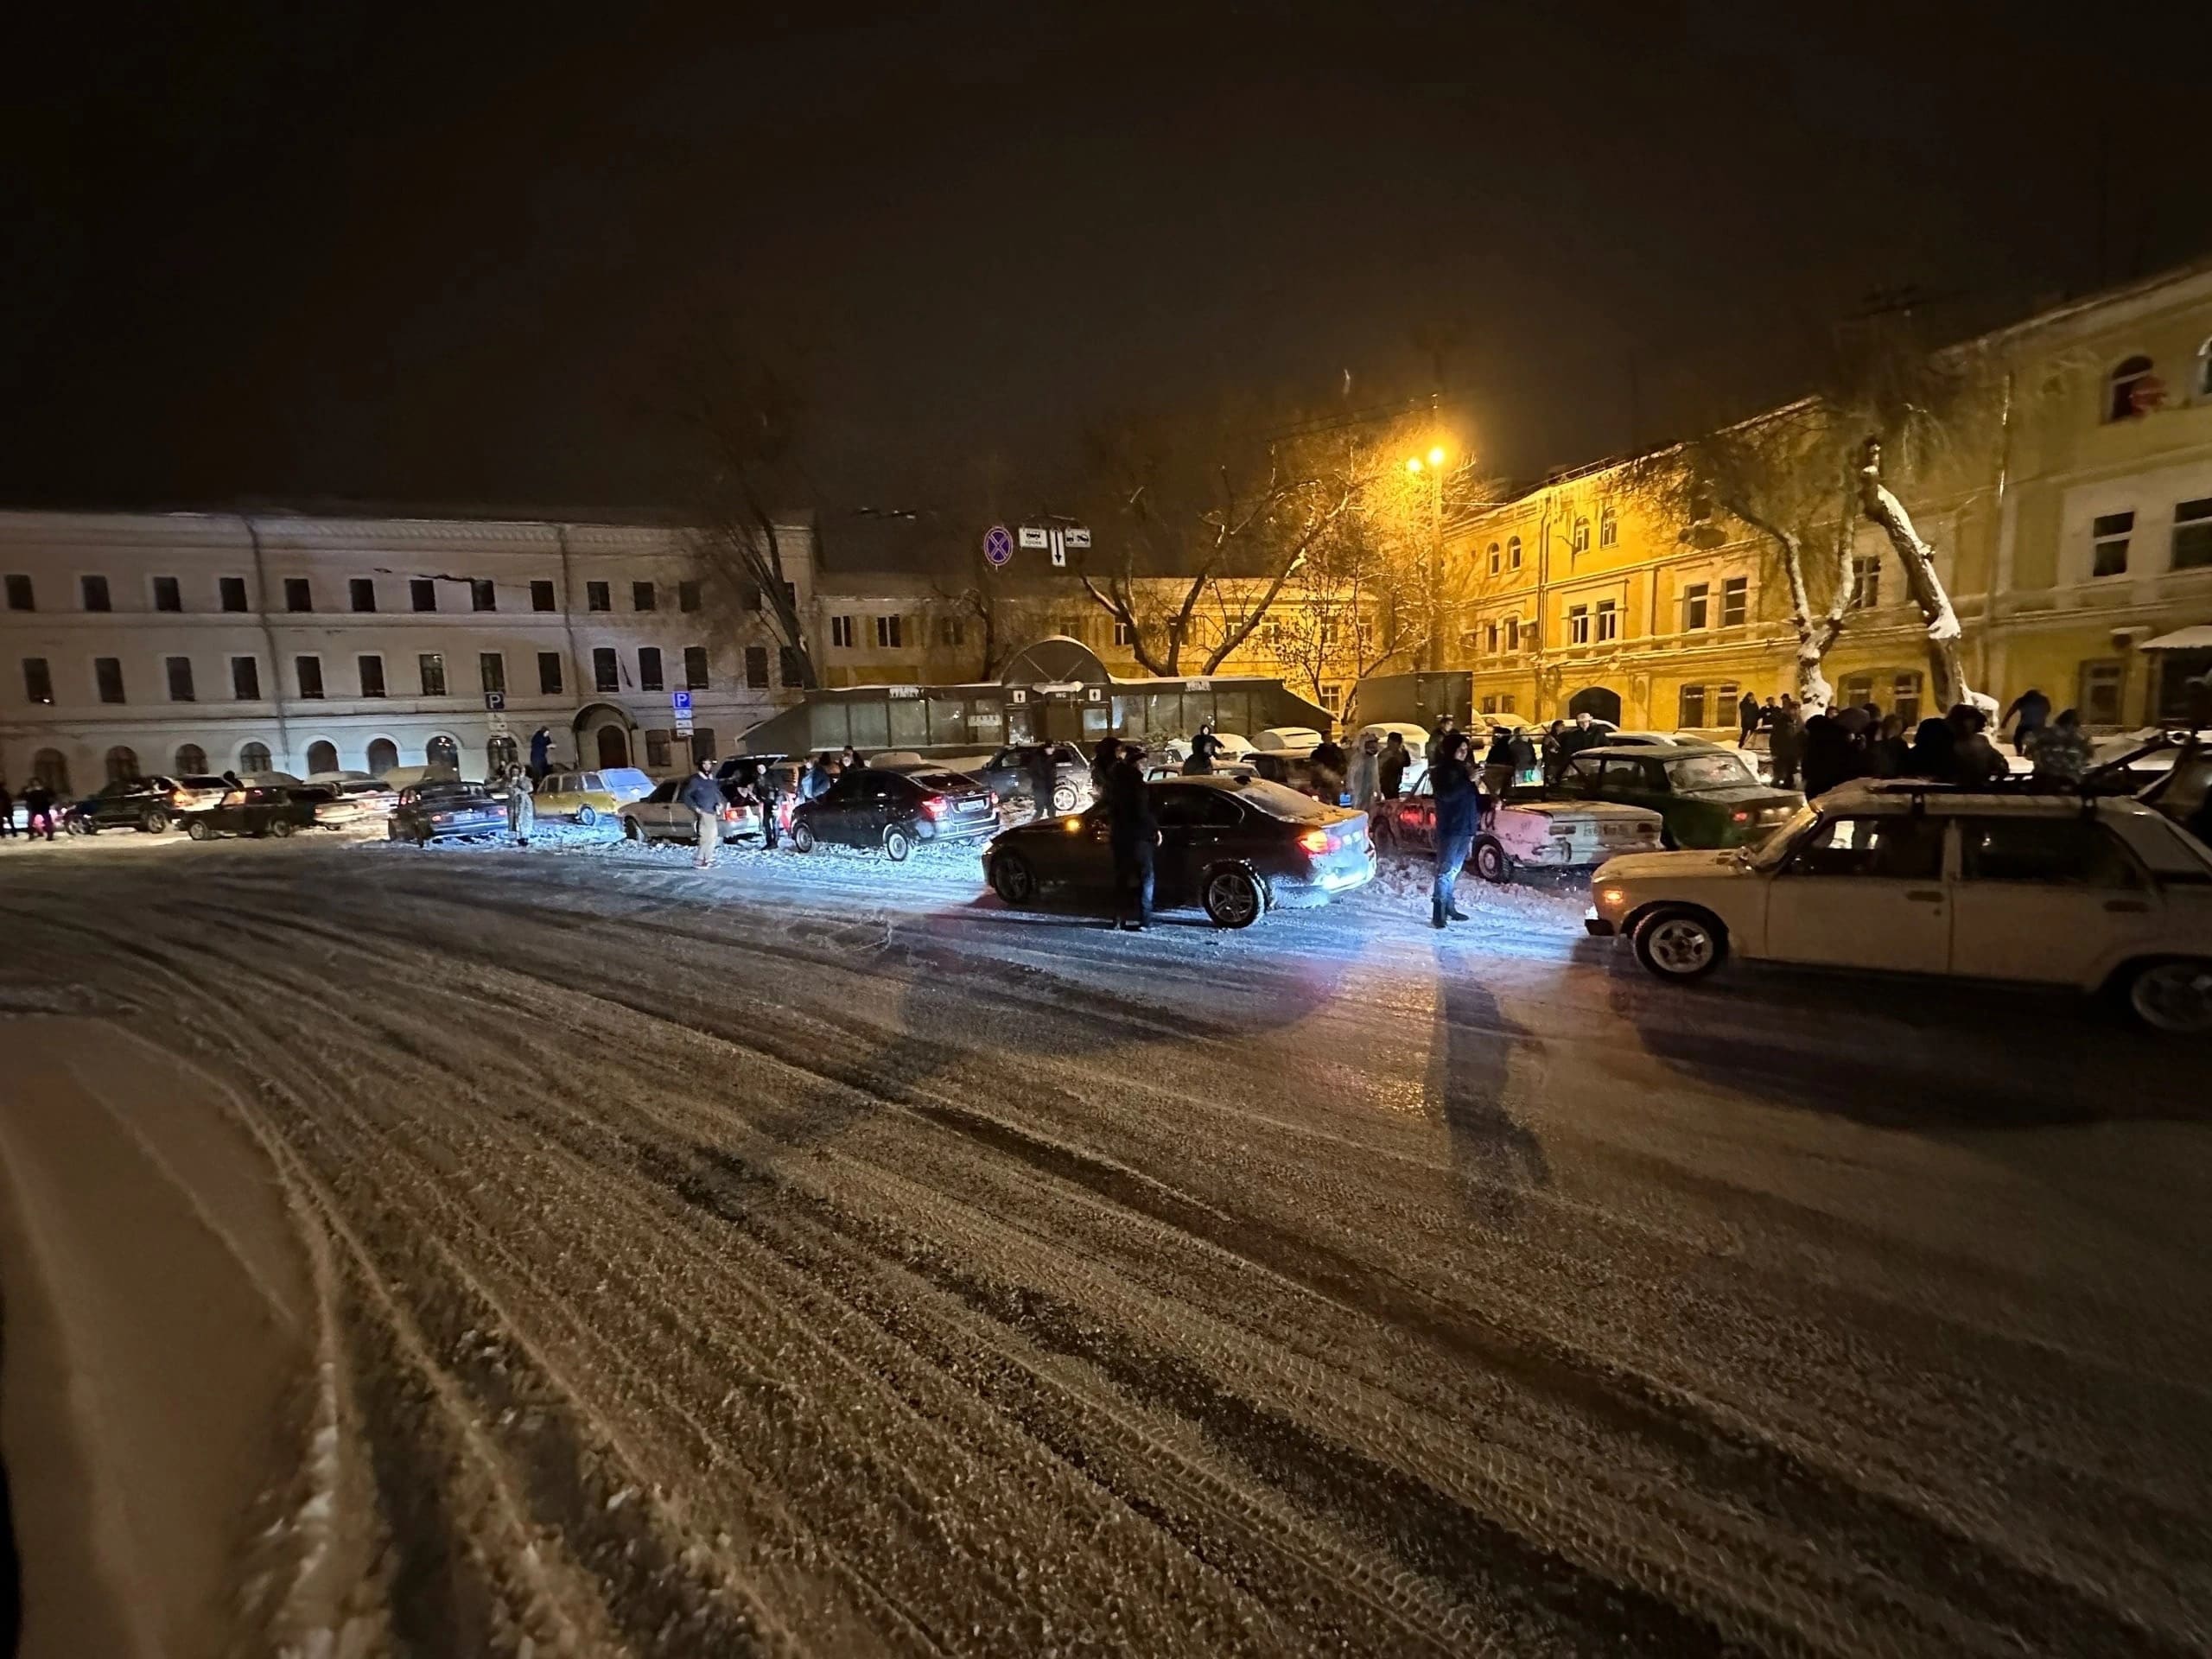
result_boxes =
[1472,836,1510,883]
[989,850,1037,906]
[65,817,92,836]
[1203,866,1265,929]
[2123,958,2212,1035]
[575,804,598,828]
[187,819,214,842]
[883,825,914,862]
[1051,782,1079,813]
[140,809,170,834]
[270,818,296,838]
[623,817,642,841]
[791,821,817,854]
[1632,906,1726,981]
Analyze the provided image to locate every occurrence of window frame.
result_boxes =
[165,655,195,702]
[230,656,261,700]
[349,576,377,613]
[295,654,325,700]
[2106,354,2156,423]
[2171,497,2212,571]
[152,575,183,613]
[410,577,437,613]
[418,652,448,697]
[1682,582,1710,631]
[637,646,664,691]
[537,652,564,695]
[81,574,112,613]
[531,579,556,613]
[283,577,312,613]
[1595,597,1619,642]
[359,653,387,698]
[2090,510,2133,578]
[1720,575,1748,627]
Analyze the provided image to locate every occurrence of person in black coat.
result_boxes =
[1090,735,1121,797]
[1428,732,1478,929]
[0,779,14,839]
[21,781,56,841]
[1738,690,1761,744]
[1105,742,1157,930]
[1027,745,1058,821]
[1308,735,1348,804]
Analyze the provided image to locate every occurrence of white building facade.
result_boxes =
[0,508,816,798]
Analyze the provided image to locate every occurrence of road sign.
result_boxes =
[1017,525,1050,550]
[1185,677,1211,691]
[486,712,511,737]
[982,524,1014,568]
[671,688,694,736]
[1063,525,1091,550]
[483,690,506,712]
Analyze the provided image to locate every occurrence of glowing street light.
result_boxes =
[1405,456,1424,474]
[1427,446,1446,467]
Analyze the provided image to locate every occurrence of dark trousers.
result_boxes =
[0,806,13,838]
[1433,831,1473,922]
[1112,836,1154,925]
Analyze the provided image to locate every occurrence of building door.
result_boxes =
[596,725,630,768]
[1567,686,1623,726]
[426,734,460,772]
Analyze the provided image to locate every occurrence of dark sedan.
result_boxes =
[389,782,508,844]
[982,774,1375,928]
[1558,745,1802,848]
[181,785,324,840]
[790,767,1001,861]
[976,743,1091,816]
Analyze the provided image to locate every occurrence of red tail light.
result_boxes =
[986,791,998,810]
[1297,827,1335,854]
[1730,809,1751,823]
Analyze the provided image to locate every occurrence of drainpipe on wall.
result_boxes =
[1982,367,2018,699]
[242,515,293,769]
[556,524,583,763]
[1535,498,1552,717]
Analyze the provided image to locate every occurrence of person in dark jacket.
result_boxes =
[1308,735,1348,804]
[1428,732,1478,929]
[22,780,58,842]
[1768,696,1802,789]
[1798,713,1862,799]
[0,779,14,838]
[1868,714,1911,778]
[1090,735,1121,797]
[528,727,553,780]
[2002,687,2050,755]
[678,760,725,868]
[1188,721,1224,769]
[1377,732,1409,798]
[1906,717,1957,780]
[1027,744,1058,821]
[1948,702,2008,787]
[754,762,783,849]
[1105,742,1158,930]
[1738,690,1761,744]
[1481,728,1518,820]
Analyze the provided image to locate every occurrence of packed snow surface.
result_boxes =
[2,827,2207,1656]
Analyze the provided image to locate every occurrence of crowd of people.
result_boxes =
[1731,684,2097,798]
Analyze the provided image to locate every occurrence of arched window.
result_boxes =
[105,745,141,785]
[238,741,271,774]
[1487,542,1502,575]
[365,737,398,775]
[305,740,339,775]
[1571,516,1591,554]
[1599,504,1618,547]
[1507,535,1523,569]
[2107,354,2156,422]
[174,744,207,775]
[425,734,460,772]
[486,734,518,775]
[31,747,71,797]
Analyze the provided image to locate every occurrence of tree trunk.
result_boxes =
[1857,439,1980,713]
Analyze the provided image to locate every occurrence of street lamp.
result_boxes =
[1407,445,1449,670]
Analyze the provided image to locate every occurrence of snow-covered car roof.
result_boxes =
[1820,779,2179,818]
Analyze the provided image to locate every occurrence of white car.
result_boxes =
[620,779,764,844]
[1587,780,2212,1032]
[1156,731,1257,765]
[1378,778,1664,880]
[1255,726,1324,753]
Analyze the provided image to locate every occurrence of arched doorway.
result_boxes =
[425,734,461,772]
[1567,685,1622,726]
[105,746,142,785]
[238,741,271,774]
[175,744,207,775]
[305,740,340,775]
[365,737,398,775]
[32,747,71,796]
[486,734,519,775]
[595,725,630,768]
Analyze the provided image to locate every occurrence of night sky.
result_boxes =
[6,3,2204,522]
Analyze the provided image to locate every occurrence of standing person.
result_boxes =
[1737,690,1761,744]
[2027,708,2092,785]
[1798,714,1859,798]
[528,727,553,782]
[755,761,783,849]
[1948,702,2007,787]
[679,758,724,869]
[1347,734,1381,811]
[839,745,863,773]
[1377,731,1409,799]
[1906,718,1957,780]
[1308,734,1348,804]
[1090,734,1121,798]
[1481,726,1517,821]
[1769,696,1802,790]
[1541,719,1571,785]
[1105,741,1157,931]
[506,764,535,846]
[1506,723,1539,786]
[1428,713,1459,753]
[1428,733,1478,930]
[0,779,14,839]
[2002,686,2051,758]
[1189,721,1224,770]
[1869,714,1912,778]
[22,779,56,842]
[804,750,837,800]
[1027,743,1058,823]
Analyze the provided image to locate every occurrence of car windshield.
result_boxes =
[1664,752,1758,791]
[910,771,976,793]
[1228,778,1332,821]
[1745,802,1821,868]
[424,785,491,803]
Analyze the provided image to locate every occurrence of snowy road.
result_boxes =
[3,830,2209,1656]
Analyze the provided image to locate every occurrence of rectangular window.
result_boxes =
[593,647,619,692]
[2091,511,2133,578]
[1721,576,1748,626]
[479,652,505,696]
[1851,554,1881,608]
[874,613,903,649]
[587,581,610,612]
[82,575,111,611]
[1500,694,1516,715]
[537,652,563,695]
[418,652,447,696]
[690,728,715,766]
[22,658,53,703]
[744,645,769,688]
[779,645,803,688]
[283,577,311,613]
[470,579,496,613]
[1485,621,1499,654]
[349,577,377,613]
[2078,659,2124,725]
[231,656,260,700]
[296,656,324,699]
[830,614,855,649]
[740,580,762,612]
[1112,620,1135,647]
[4,574,31,611]
[1488,545,1502,575]
[410,577,437,612]
[1599,510,1618,548]
[153,575,182,612]
[1568,603,1590,645]
[678,580,701,613]
[1682,582,1709,630]
[531,578,556,612]
[632,581,657,612]
[1480,695,1498,715]
[220,575,249,612]
[683,646,709,690]
[1891,671,1923,727]
[1839,673,1874,708]
[95,657,124,702]
[645,728,671,768]
[1677,683,1707,728]
[359,654,386,697]
[1595,598,1619,642]
[1504,618,1520,652]
[637,646,664,691]
[166,655,195,701]
[2172,497,2212,570]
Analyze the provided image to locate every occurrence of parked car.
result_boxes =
[389,782,509,843]
[63,776,194,835]
[1589,780,2212,1032]
[305,770,400,818]
[714,754,799,838]
[289,785,375,830]
[181,785,324,840]
[976,744,1092,814]
[1255,726,1324,753]
[532,766,656,826]
[1154,731,1258,766]
[1249,750,1337,799]
[620,778,765,844]
[790,767,1000,861]
[983,774,1374,928]
[1557,744,1802,848]
[1380,775,1665,880]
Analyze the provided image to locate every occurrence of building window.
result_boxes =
[875,614,903,649]
[105,746,141,785]
[779,646,803,688]
[238,741,271,773]
[410,577,437,612]
[1891,671,1923,727]
[365,738,398,774]
[153,575,182,612]
[22,658,53,703]
[1500,694,1516,715]
[690,728,716,766]
[82,574,111,611]
[1595,597,1619,642]
[1507,536,1522,569]
[1568,603,1590,645]
[638,647,664,691]
[231,657,260,699]
[4,574,31,610]
[418,652,447,696]
[359,654,386,697]
[1480,695,1497,715]
[470,579,496,613]
[1319,684,1343,713]
[587,581,610,612]
[1571,516,1591,554]
[2090,511,2133,577]
[593,647,619,692]
[1103,620,1129,647]
[830,614,855,649]
[175,744,207,775]
[219,575,248,612]
[1487,543,1501,575]
[166,655,195,701]
[678,580,701,613]
[95,657,125,703]
[479,652,506,696]
[283,577,311,613]
[1682,582,1710,630]
[2171,497,2212,570]
[306,741,339,775]
[1839,673,1874,708]
[1504,617,1521,652]
[745,645,769,688]
[1721,575,1748,627]
[531,579,556,612]
[1483,621,1499,654]
[2078,659,2124,726]
[645,728,672,768]
[537,652,563,695]
[350,577,377,613]
[1851,554,1881,608]
[2107,354,2157,422]
[632,581,656,612]
[1599,505,1618,548]
[938,616,966,647]
[1678,684,1707,728]
[296,656,324,699]
[684,646,709,690]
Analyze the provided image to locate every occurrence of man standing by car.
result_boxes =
[528,727,553,782]
[680,758,724,870]
[1027,744,1058,822]
[1738,690,1761,744]
[1106,741,1157,931]
[1189,721,1224,770]
[1429,733,1478,930]
[1481,727,1517,823]
[1308,734,1349,804]
[506,764,535,846]
[1378,731,1410,799]
[0,778,13,839]
[1769,695,1802,789]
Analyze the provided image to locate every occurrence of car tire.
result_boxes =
[140,809,170,834]
[791,822,817,854]
[1472,836,1510,884]
[575,804,598,828]
[623,817,642,842]
[883,825,914,862]
[65,817,92,836]
[1203,865,1265,929]
[2120,957,2212,1035]
[1051,782,1079,813]
[187,818,214,842]
[1632,906,1726,981]
[989,851,1037,906]
[270,818,296,838]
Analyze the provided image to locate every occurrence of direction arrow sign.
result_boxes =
[982,524,1014,568]
[1017,525,1050,550]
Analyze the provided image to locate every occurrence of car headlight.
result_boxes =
[1596,884,1629,914]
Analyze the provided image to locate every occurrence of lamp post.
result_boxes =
[1407,447,1447,671]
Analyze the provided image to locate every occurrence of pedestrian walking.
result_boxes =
[1309,734,1348,804]
[505,764,535,845]
[528,727,552,781]
[1027,744,1058,822]
[1769,696,1802,790]
[679,759,724,868]
[1377,732,1409,799]
[1347,734,1381,810]
[0,779,14,839]
[1737,690,1761,744]
[1106,741,1157,931]
[2002,687,2051,757]
[2027,708,2092,785]
[22,780,57,842]
[1428,733,1478,930]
